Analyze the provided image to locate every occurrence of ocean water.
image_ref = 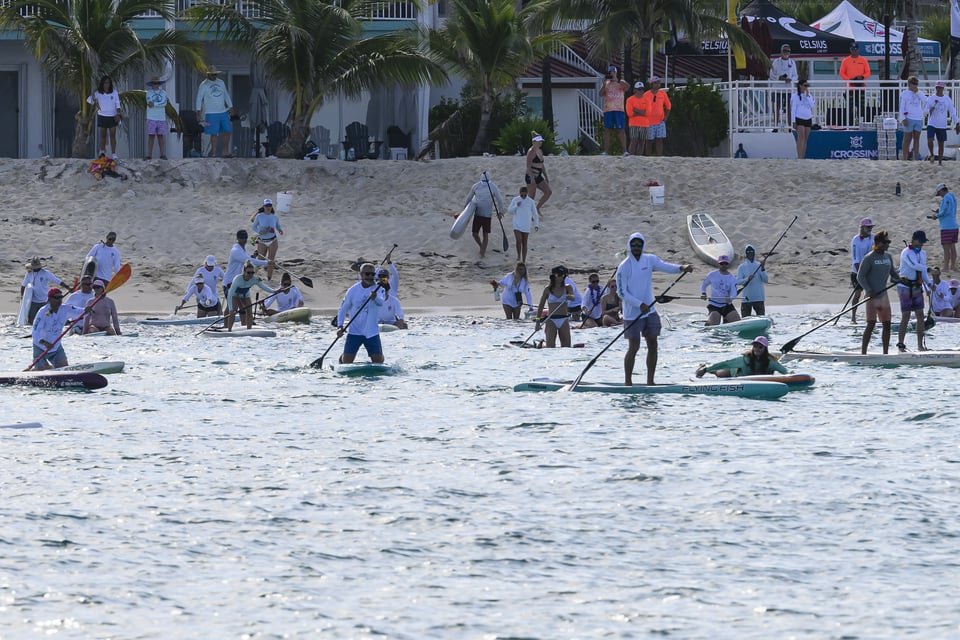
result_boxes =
[2,309,960,639]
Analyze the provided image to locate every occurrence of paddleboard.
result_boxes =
[695,316,772,336]
[140,315,236,326]
[332,362,400,376]
[54,361,125,375]
[0,370,108,390]
[780,350,960,367]
[379,323,400,333]
[0,422,42,429]
[201,328,276,338]
[81,331,138,338]
[261,307,312,323]
[82,255,97,281]
[450,199,477,239]
[17,282,32,327]
[514,379,788,398]
[695,373,815,390]
[687,212,735,267]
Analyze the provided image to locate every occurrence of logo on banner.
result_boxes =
[829,135,877,159]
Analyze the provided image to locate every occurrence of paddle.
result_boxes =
[274,264,313,289]
[174,302,197,315]
[484,170,509,253]
[737,215,798,295]
[780,280,900,354]
[564,271,690,392]
[831,287,858,326]
[310,283,383,369]
[578,268,618,329]
[195,287,283,335]
[25,263,132,371]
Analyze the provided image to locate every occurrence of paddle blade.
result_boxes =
[502,233,509,252]
[300,275,314,288]
[925,315,936,330]
[780,337,800,354]
[106,263,132,293]
[309,356,324,369]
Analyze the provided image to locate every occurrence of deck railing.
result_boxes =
[171,0,415,20]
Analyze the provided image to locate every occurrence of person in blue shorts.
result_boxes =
[599,65,629,156]
[195,66,235,158]
[337,263,386,363]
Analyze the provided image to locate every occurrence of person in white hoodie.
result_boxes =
[615,232,692,386]
[736,244,768,316]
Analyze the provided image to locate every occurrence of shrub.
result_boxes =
[492,117,558,155]
[428,89,527,157]
[664,80,728,157]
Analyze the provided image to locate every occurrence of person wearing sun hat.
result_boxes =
[195,65,235,158]
[700,254,740,326]
[925,82,959,165]
[31,287,89,370]
[251,197,283,280]
[769,44,797,131]
[145,76,169,160]
[897,229,933,352]
[20,256,68,324]
[849,216,875,324]
[928,183,958,272]
[525,131,551,209]
[178,272,220,318]
[696,335,788,378]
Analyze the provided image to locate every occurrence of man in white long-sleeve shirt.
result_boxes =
[195,66,234,158]
[616,232,692,386]
[897,229,933,352]
[337,263,386,363]
[925,81,960,165]
[86,231,121,282]
[769,44,798,130]
[224,230,268,302]
[464,172,505,259]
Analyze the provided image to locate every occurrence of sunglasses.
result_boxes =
[590,279,600,283]
[361,272,375,276]
[630,242,643,247]
[244,270,255,274]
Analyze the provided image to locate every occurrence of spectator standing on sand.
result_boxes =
[643,77,671,156]
[599,66,629,156]
[625,82,648,156]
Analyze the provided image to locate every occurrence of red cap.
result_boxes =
[47,287,62,298]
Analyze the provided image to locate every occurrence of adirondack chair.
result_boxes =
[342,121,382,160]
[386,125,411,160]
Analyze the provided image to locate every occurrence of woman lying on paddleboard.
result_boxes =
[695,336,788,378]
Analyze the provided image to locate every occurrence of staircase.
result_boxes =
[549,42,604,147]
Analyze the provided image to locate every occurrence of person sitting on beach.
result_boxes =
[579,272,605,328]
[856,229,899,355]
[21,256,68,324]
[375,268,408,329]
[508,186,539,264]
[600,279,622,327]
[496,262,533,320]
[226,261,275,331]
[178,273,220,318]
[251,198,283,280]
[82,280,121,335]
[262,272,304,316]
[337,263,386,363]
[950,279,960,316]
[736,244,768,317]
[930,268,955,318]
[696,336,787,378]
[534,266,574,348]
[463,172,505,259]
[700,255,740,326]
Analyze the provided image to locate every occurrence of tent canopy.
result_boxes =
[812,0,941,60]
[739,0,855,57]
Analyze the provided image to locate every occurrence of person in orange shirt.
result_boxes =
[625,81,648,156]
[643,76,671,156]
[839,43,871,126]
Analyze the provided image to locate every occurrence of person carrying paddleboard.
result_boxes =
[31,287,88,370]
[696,336,787,378]
[856,229,900,355]
[86,231,121,282]
[20,257,69,324]
[463,173,505,259]
[337,263,386,363]
[616,232,693,386]
[897,230,933,352]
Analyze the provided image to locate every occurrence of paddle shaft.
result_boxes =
[195,285,284,335]
[780,280,900,354]
[26,264,132,371]
[520,293,569,347]
[310,283,383,368]
[251,250,314,289]
[737,215,797,295]
[831,286,858,325]
[568,271,690,391]
[483,171,509,252]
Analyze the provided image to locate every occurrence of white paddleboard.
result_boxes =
[17,282,32,327]
[261,307,312,323]
[687,212,735,266]
[201,328,276,338]
[54,361,125,375]
[450,199,477,239]
[1,422,42,429]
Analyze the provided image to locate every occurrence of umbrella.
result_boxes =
[248,55,270,156]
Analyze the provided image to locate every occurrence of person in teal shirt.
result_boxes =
[929,183,958,272]
[696,336,788,378]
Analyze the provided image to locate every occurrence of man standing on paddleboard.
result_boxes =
[849,218,874,324]
[616,233,692,386]
[31,288,88,370]
[337,263,386,364]
[897,230,933,352]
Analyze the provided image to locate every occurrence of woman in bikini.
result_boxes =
[534,266,574,347]
[600,278,623,327]
[525,131,551,210]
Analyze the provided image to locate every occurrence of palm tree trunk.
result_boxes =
[471,91,494,155]
[278,119,310,159]
[71,111,93,158]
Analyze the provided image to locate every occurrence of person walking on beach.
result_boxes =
[20,257,68,324]
[929,183,958,272]
[86,231,121,283]
[82,280,122,335]
[791,79,815,159]
[336,263,386,364]
[178,274,220,318]
[925,81,960,165]
[195,66,234,158]
[897,230,933,352]
[534,266,574,348]
[144,76,169,160]
[224,229,269,304]
[508,186,539,264]
[31,287,88,370]
[599,66,629,156]
[643,77,671,156]
[840,43,870,126]
[700,255,740,325]
[525,132,551,210]
[625,82,647,156]
[252,198,283,280]
[770,44,798,131]
[88,75,121,158]
[495,262,533,320]
[849,217,875,324]
[226,261,275,331]
[737,244,767,316]
[856,229,899,354]
[696,336,787,378]
[899,76,926,161]
[463,172,505,259]
[616,232,693,386]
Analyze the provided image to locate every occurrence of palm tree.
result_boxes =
[429,0,571,155]
[185,0,448,159]
[0,0,203,157]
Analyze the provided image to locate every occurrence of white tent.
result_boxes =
[812,0,941,60]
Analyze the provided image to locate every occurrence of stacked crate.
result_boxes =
[875,115,898,160]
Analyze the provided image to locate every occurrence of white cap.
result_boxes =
[205,255,216,266]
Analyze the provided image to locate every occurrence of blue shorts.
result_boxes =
[203,111,232,135]
[33,344,66,367]
[898,285,925,312]
[344,333,383,357]
[927,125,947,142]
[903,119,923,133]
[647,122,667,140]
[623,312,662,340]
[603,111,625,129]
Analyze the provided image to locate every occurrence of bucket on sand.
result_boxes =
[649,185,665,206]
[275,192,293,213]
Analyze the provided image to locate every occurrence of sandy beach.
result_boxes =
[3,155,952,319]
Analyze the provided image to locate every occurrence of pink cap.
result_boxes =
[717,255,730,264]
[950,279,960,288]
[753,336,769,347]
[859,217,874,227]
[936,81,946,88]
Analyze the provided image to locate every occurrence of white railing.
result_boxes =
[172,0,415,20]
[578,89,602,146]
[551,42,602,79]
[724,79,960,131]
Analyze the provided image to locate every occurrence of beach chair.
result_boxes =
[386,125,411,160]
[343,121,382,160]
